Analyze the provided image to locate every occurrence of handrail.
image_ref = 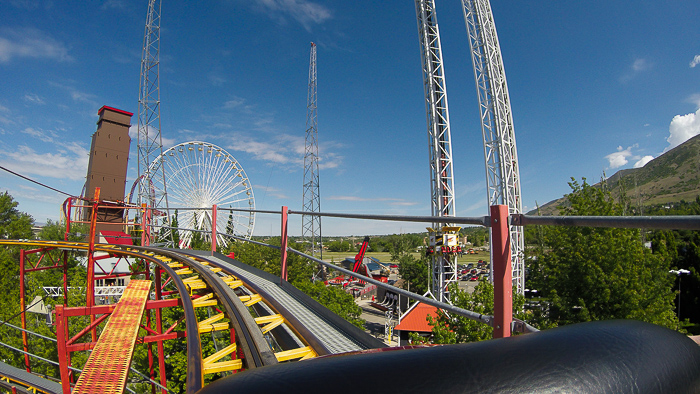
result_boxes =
[513,214,700,230]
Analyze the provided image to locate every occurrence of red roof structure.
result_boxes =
[100,230,133,246]
[394,302,440,333]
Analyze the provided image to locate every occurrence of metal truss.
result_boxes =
[137,0,172,243]
[462,0,524,294]
[415,0,457,303]
[302,43,322,258]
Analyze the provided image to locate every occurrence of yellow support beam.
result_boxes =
[174,267,193,275]
[203,359,243,375]
[240,294,262,306]
[254,314,284,334]
[192,293,218,308]
[223,279,243,290]
[202,343,243,375]
[198,322,229,333]
[198,313,228,333]
[275,346,316,362]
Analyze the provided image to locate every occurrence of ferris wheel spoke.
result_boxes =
[149,141,255,247]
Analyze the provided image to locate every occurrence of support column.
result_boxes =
[154,268,167,394]
[491,205,512,338]
[87,187,100,342]
[280,206,289,281]
[211,204,217,255]
[19,250,30,373]
[56,305,70,394]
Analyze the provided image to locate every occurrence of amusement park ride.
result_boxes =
[5,0,700,393]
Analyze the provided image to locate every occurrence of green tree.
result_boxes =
[528,178,678,329]
[0,191,34,239]
[397,253,429,295]
[171,209,180,247]
[420,282,528,344]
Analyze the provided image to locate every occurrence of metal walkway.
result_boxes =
[184,251,384,354]
[73,280,152,393]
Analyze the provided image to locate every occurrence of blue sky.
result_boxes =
[1,0,699,236]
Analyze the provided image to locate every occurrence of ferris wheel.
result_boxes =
[148,141,255,248]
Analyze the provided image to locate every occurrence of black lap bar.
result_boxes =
[198,319,700,393]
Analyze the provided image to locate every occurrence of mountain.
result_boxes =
[529,134,700,215]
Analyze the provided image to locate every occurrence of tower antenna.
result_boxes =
[302,43,322,260]
[415,0,458,303]
[137,0,171,244]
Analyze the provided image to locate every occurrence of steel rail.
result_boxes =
[0,240,202,393]
[130,246,277,369]
[165,207,490,226]
[178,251,335,356]
[513,214,700,230]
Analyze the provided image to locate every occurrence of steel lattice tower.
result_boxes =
[302,43,322,258]
[137,0,171,241]
[462,0,524,294]
[415,0,457,303]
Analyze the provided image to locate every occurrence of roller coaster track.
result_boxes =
[0,240,382,393]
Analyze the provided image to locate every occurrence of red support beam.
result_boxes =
[154,267,167,394]
[280,206,289,281]
[19,250,30,373]
[491,205,512,339]
[87,188,100,343]
[55,305,71,394]
[211,204,217,255]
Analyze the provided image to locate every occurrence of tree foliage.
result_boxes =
[527,178,678,329]
[418,282,527,344]
[0,191,34,239]
[397,253,429,295]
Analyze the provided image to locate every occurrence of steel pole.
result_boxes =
[491,205,512,338]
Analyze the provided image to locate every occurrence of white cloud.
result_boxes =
[48,82,97,106]
[223,97,245,109]
[690,55,700,68]
[620,58,652,82]
[665,108,700,151]
[21,127,55,142]
[23,93,45,105]
[605,145,634,169]
[632,58,650,71]
[128,125,176,150]
[0,27,72,64]
[255,0,332,31]
[228,133,304,165]
[101,0,126,10]
[254,185,288,199]
[0,144,89,181]
[0,104,11,125]
[634,155,654,168]
[688,93,700,108]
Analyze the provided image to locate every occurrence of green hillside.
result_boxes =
[530,134,700,215]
